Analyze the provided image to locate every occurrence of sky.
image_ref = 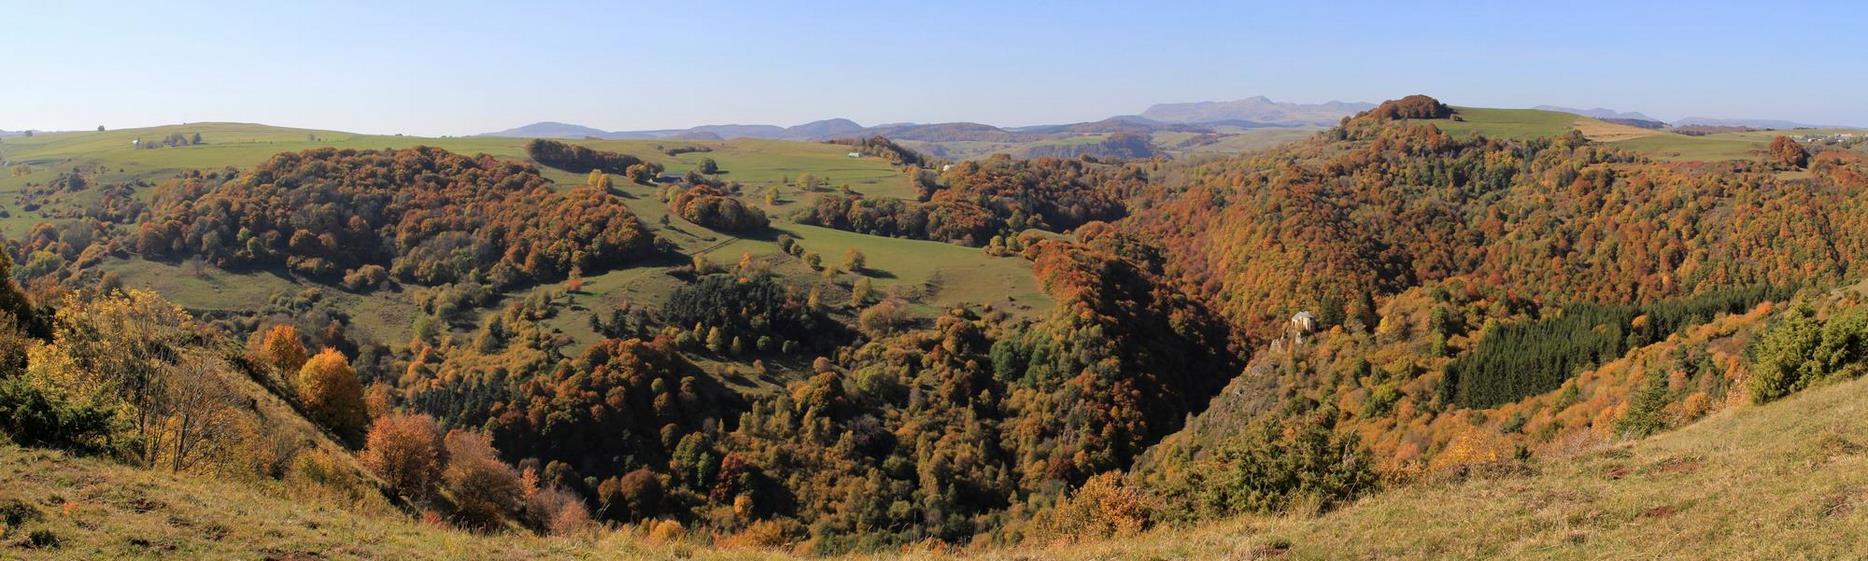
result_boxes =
[4,0,1866,136]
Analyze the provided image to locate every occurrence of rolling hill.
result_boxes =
[6,98,1868,558]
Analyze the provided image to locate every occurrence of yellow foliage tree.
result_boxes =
[297,347,369,444]
[586,169,612,190]
[256,324,309,376]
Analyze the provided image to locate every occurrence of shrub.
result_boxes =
[0,377,113,453]
[342,265,389,292]
[644,519,686,545]
[857,299,911,337]
[1152,416,1376,521]
[1026,472,1154,543]
[359,413,443,499]
[524,484,592,536]
[1747,305,1868,403]
[443,430,526,531]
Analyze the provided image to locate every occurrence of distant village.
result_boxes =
[1793,131,1862,146]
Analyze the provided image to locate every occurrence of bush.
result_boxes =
[342,265,389,292]
[857,299,911,337]
[359,413,443,499]
[443,430,526,531]
[1026,472,1154,543]
[1152,416,1376,521]
[524,484,592,536]
[0,377,114,453]
[1747,305,1868,403]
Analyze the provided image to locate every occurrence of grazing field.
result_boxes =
[1155,128,1320,155]
[1400,108,1864,162]
[515,217,1050,349]
[104,258,425,345]
[1411,107,1584,140]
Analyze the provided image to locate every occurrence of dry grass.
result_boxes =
[1575,119,1664,142]
[990,375,1868,560]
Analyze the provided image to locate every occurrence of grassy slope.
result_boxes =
[10,369,1868,559]
[1032,376,1868,560]
[1404,108,1864,162]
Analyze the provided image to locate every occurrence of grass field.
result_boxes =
[512,216,1050,350]
[1399,108,1867,162]
[103,258,424,345]
[1155,128,1321,156]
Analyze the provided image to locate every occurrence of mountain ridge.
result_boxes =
[478,96,1371,141]
[1533,105,1660,122]
[1139,95,1376,126]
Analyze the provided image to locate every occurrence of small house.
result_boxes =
[1292,311,1317,334]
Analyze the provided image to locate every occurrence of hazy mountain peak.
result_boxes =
[1140,96,1375,127]
[785,118,865,138]
[1533,105,1659,122]
[1674,116,1826,130]
[480,121,613,139]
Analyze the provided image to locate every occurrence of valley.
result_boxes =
[5,94,1868,558]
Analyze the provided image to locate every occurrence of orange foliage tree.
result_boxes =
[254,324,309,375]
[359,413,444,499]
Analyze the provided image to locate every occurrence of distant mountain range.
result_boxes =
[1673,117,1829,130]
[1533,105,1660,122]
[480,97,1851,145]
[1531,106,1844,130]
[1139,96,1376,127]
[481,96,1368,143]
[482,119,867,141]
[485,115,1232,144]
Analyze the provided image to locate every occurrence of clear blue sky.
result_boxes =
[5,0,1865,135]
